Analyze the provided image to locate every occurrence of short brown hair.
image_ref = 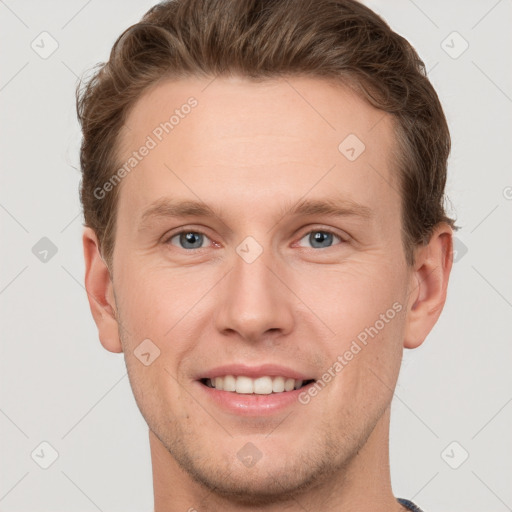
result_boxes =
[76,0,456,270]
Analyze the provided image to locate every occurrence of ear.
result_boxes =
[403,222,453,349]
[82,227,123,353]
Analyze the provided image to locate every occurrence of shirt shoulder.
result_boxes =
[397,497,425,511]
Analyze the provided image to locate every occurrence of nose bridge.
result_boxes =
[214,238,294,342]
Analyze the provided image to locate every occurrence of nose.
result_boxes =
[214,243,294,345]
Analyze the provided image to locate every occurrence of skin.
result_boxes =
[83,75,453,511]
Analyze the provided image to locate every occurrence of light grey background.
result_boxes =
[1,0,511,511]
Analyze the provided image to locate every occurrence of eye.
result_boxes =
[296,229,345,249]
[164,228,346,251]
[166,230,212,250]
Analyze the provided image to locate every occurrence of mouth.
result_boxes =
[194,364,317,416]
[200,375,316,394]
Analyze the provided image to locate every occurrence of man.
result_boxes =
[77,0,455,510]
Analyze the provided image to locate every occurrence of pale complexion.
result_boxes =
[83,76,452,511]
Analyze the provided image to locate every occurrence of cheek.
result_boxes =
[114,262,209,385]
[294,259,406,335]
[115,260,192,337]
[294,260,407,401]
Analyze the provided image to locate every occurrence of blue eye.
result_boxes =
[165,228,344,251]
[168,231,210,250]
[298,230,343,249]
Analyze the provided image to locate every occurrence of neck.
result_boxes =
[150,405,404,512]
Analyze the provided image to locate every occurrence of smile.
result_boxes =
[201,375,315,394]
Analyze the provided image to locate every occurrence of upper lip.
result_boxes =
[196,364,315,381]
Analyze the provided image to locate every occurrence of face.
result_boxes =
[97,76,420,501]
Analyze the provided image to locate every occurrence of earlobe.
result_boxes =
[403,223,453,349]
[82,227,123,353]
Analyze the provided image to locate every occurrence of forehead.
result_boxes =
[115,75,400,229]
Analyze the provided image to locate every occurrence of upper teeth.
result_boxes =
[206,375,304,394]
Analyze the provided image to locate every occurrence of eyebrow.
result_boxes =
[138,196,373,232]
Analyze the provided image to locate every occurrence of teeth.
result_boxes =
[253,376,273,394]
[223,375,236,392]
[272,376,285,393]
[235,376,253,394]
[207,375,310,394]
[284,378,295,391]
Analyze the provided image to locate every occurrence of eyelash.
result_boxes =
[163,227,347,251]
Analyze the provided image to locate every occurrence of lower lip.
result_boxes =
[195,381,315,416]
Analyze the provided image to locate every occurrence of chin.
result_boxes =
[166,432,343,506]
[184,459,328,506]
